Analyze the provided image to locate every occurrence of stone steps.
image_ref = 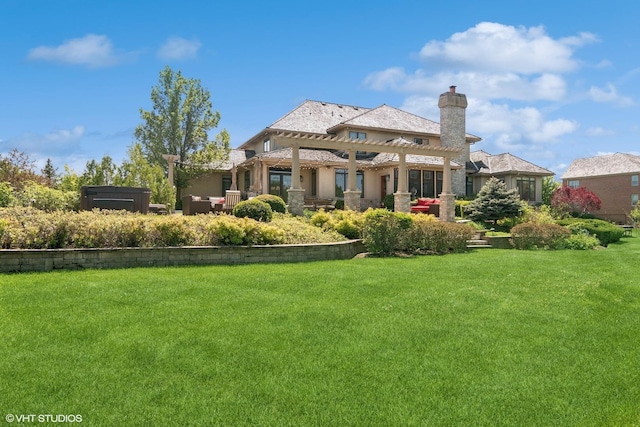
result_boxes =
[467,239,492,248]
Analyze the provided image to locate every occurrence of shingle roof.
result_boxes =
[254,147,459,169]
[268,100,369,134]
[561,152,640,179]
[328,104,442,135]
[264,100,481,142]
[469,150,554,175]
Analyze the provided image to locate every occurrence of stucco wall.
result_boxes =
[0,240,366,274]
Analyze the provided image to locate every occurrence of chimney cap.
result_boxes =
[449,85,456,93]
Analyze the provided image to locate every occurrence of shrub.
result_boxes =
[149,216,194,247]
[564,233,600,250]
[16,182,78,212]
[555,218,623,246]
[408,215,474,254]
[255,194,287,213]
[382,194,394,210]
[0,182,15,207]
[510,223,571,250]
[206,216,246,245]
[362,209,413,255]
[309,210,332,228]
[233,199,273,222]
[455,200,471,218]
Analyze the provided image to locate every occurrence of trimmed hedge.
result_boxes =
[555,218,624,246]
[255,194,287,213]
[0,207,341,249]
[233,199,273,222]
[510,223,571,250]
[361,209,473,256]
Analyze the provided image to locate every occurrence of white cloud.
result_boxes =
[27,34,125,68]
[588,83,634,106]
[585,127,615,137]
[45,126,86,142]
[419,22,596,74]
[157,37,202,61]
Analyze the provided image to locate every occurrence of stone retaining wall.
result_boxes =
[0,240,366,273]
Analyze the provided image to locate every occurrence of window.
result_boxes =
[632,175,638,186]
[568,180,579,189]
[349,131,366,140]
[516,176,537,201]
[414,138,428,145]
[335,169,364,198]
[269,169,291,202]
[633,194,639,206]
[263,138,271,152]
[244,170,251,192]
[222,175,232,193]
[423,171,435,197]
[409,170,421,197]
[395,170,438,198]
[466,176,474,196]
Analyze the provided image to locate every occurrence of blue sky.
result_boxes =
[2,0,639,179]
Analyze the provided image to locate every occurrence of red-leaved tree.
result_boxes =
[551,185,601,217]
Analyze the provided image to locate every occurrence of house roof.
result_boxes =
[239,99,482,148]
[561,152,640,179]
[247,147,461,169]
[327,104,442,135]
[469,150,554,176]
[269,100,370,134]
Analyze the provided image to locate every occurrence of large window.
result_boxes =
[269,169,291,202]
[222,175,232,193]
[632,175,638,186]
[633,194,639,206]
[568,180,579,189]
[395,170,440,198]
[335,169,364,198]
[263,138,271,152]
[516,176,536,201]
[349,131,366,140]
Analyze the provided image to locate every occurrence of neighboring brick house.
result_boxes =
[468,150,554,204]
[561,153,640,223]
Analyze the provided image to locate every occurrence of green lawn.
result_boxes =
[1,238,640,426]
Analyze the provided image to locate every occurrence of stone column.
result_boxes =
[439,157,455,222]
[394,152,411,213]
[438,86,468,196]
[344,150,361,211]
[287,145,305,215]
[287,188,305,216]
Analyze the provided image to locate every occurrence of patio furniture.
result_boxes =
[411,198,440,216]
[224,190,241,213]
[182,195,214,215]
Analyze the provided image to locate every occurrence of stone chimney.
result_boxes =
[438,86,468,196]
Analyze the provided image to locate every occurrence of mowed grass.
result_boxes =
[1,238,640,426]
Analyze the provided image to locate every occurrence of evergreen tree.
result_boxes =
[465,177,523,223]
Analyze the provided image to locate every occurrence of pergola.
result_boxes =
[272,131,463,221]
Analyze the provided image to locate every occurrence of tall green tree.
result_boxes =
[541,176,560,206]
[115,143,175,209]
[80,156,117,186]
[41,158,58,187]
[134,66,229,204]
[465,177,523,224]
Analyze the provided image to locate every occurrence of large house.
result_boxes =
[468,150,554,203]
[561,152,640,223]
[184,87,553,219]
